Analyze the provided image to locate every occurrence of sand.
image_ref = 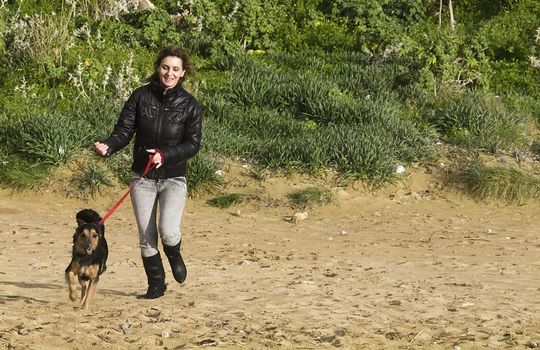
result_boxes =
[0,166,539,349]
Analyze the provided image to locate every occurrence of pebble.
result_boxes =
[121,320,132,334]
[292,212,308,224]
[526,341,538,348]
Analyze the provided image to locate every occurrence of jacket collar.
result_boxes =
[149,74,183,99]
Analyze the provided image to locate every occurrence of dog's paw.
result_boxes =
[69,290,78,302]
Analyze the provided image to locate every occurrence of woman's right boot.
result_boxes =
[139,252,167,299]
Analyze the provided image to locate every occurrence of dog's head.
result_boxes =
[73,223,104,255]
[73,209,105,255]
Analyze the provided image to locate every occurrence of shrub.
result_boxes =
[124,8,181,49]
[477,0,540,62]
[0,6,6,55]
[489,61,540,99]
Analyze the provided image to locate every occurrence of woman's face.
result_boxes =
[157,56,185,89]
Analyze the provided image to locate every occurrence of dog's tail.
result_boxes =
[76,209,102,225]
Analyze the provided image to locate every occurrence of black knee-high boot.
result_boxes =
[139,252,167,299]
[163,242,187,284]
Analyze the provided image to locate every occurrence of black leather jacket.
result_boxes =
[103,77,202,179]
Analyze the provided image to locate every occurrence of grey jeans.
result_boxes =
[130,173,187,257]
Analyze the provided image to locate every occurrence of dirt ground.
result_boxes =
[0,165,539,350]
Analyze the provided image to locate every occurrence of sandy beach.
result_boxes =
[1,165,539,349]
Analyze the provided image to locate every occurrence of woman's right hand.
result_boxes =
[94,142,109,157]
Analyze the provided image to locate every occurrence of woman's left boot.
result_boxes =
[163,242,187,284]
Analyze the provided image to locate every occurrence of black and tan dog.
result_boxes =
[65,209,108,310]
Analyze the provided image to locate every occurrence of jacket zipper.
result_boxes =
[155,92,167,177]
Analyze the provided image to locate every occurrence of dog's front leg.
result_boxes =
[82,277,99,310]
[65,264,78,302]
[80,278,89,307]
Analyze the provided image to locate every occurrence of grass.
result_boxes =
[287,186,334,209]
[0,159,51,189]
[464,159,540,204]
[426,91,528,152]
[3,112,93,164]
[207,193,246,209]
[71,162,113,199]
[186,153,224,197]
[0,48,535,201]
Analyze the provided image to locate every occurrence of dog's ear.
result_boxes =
[98,223,105,237]
[76,209,102,225]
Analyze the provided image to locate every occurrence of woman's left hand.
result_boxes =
[146,149,163,168]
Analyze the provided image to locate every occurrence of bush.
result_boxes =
[489,62,540,99]
[478,0,540,62]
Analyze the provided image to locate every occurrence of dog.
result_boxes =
[65,209,108,310]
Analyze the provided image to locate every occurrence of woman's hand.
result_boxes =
[146,149,163,168]
[94,142,109,157]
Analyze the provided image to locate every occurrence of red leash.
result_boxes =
[99,155,156,225]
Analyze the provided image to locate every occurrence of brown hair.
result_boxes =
[147,45,195,82]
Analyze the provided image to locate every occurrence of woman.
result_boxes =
[94,46,202,299]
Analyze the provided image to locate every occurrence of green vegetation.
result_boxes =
[0,0,539,203]
[287,186,334,209]
[207,193,246,209]
[464,159,540,204]
[71,161,113,199]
